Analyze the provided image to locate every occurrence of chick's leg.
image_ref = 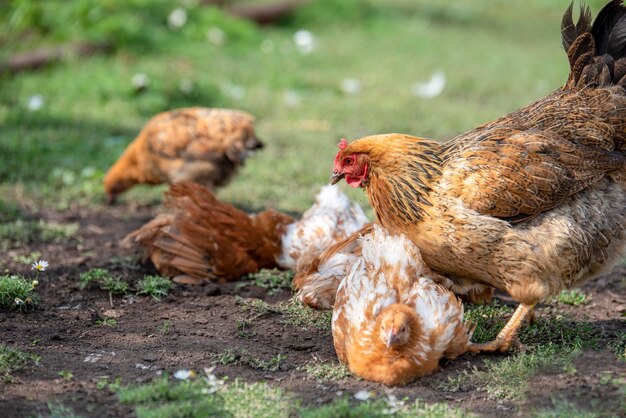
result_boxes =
[469,303,535,353]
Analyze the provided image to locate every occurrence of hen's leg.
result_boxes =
[469,303,534,353]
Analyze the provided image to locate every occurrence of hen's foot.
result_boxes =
[469,303,535,353]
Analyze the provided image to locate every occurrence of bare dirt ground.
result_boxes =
[1,203,625,417]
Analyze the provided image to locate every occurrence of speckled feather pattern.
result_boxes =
[332,225,471,386]
[104,107,263,197]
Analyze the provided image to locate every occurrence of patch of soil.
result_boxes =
[0,204,625,417]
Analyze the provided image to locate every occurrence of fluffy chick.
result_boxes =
[104,107,263,203]
[332,225,473,386]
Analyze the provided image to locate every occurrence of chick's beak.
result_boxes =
[329,170,345,185]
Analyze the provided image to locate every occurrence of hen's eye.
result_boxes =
[344,157,353,165]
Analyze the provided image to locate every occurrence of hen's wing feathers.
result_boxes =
[145,108,255,160]
[443,128,626,221]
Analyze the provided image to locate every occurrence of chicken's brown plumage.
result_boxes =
[104,108,263,203]
[332,225,473,386]
[124,183,293,284]
[332,0,626,352]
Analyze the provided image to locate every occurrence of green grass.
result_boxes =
[476,344,577,400]
[10,251,42,265]
[464,301,513,343]
[465,299,626,356]
[0,345,40,382]
[301,360,352,381]
[0,219,78,250]
[117,374,291,418]
[80,268,129,294]
[549,288,590,306]
[0,0,611,211]
[96,318,118,327]
[0,274,39,311]
[136,275,172,300]
[58,370,74,381]
[46,402,85,418]
[236,296,332,331]
[117,373,469,418]
[213,348,286,372]
[300,397,469,418]
[238,268,294,296]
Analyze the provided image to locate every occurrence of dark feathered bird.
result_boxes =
[331,0,626,352]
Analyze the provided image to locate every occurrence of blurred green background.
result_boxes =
[0,0,609,213]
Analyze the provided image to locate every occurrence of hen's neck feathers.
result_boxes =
[347,134,443,227]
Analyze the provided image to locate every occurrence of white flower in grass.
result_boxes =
[340,78,362,95]
[168,8,188,30]
[354,390,372,401]
[27,95,44,111]
[294,30,315,54]
[31,260,49,271]
[14,298,24,306]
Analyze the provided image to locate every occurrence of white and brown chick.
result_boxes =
[332,225,473,386]
[104,107,263,203]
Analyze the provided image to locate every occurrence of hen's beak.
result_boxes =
[106,193,118,205]
[386,329,397,347]
[329,171,345,185]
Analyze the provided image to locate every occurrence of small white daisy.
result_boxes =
[31,260,49,271]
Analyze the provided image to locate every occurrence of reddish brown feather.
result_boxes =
[124,183,294,283]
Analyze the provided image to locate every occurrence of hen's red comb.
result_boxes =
[338,138,348,150]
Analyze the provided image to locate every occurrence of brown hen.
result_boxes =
[331,1,626,352]
[104,108,263,203]
[124,182,294,284]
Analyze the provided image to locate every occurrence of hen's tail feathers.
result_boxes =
[563,0,626,88]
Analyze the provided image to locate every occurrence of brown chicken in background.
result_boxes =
[331,0,626,352]
[332,225,473,386]
[123,182,294,284]
[104,107,263,203]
